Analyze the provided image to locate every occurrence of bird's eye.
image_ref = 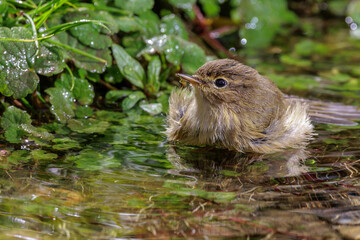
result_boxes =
[214,78,227,88]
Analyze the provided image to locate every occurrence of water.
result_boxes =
[0,110,359,239]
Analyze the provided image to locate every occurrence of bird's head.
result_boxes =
[176,59,283,111]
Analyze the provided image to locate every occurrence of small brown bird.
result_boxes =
[166,59,360,154]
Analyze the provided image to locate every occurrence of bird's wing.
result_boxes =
[286,96,360,126]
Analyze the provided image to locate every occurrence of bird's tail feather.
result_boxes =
[286,96,360,126]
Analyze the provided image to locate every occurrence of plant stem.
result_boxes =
[36,91,48,106]
[34,0,69,29]
[0,34,54,42]
[47,39,108,64]
[65,64,75,91]
[21,98,34,111]
[22,12,39,55]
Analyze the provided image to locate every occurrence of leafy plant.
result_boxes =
[0,0,206,145]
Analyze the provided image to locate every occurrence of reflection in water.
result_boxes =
[0,117,360,239]
[167,145,310,179]
[167,144,360,226]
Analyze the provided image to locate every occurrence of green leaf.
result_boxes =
[181,41,206,74]
[0,1,8,17]
[35,43,66,76]
[95,110,126,122]
[164,36,183,65]
[236,0,298,49]
[105,132,129,145]
[0,27,66,99]
[309,167,333,172]
[172,186,236,203]
[320,72,352,83]
[43,122,71,135]
[160,14,188,40]
[67,119,110,134]
[139,102,162,115]
[112,43,145,88]
[267,74,319,91]
[199,0,221,17]
[0,106,30,145]
[121,91,146,111]
[117,16,142,32]
[105,90,133,103]
[78,68,87,79]
[21,124,54,140]
[67,149,121,170]
[138,11,160,37]
[104,65,123,84]
[323,138,349,145]
[75,106,94,119]
[52,138,81,151]
[121,34,145,55]
[141,35,184,65]
[1,106,31,130]
[280,54,312,68]
[43,16,112,36]
[168,0,196,10]
[52,32,112,74]
[45,87,75,123]
[55,73,95,105]
[88,11,120,33]
[122,91,146,111]
[157,93,170,113]
[4,125,25,143]
[141,35,204,72]
[159,66,175,83]
[294,40,329,57]
[86,72,101,82]
[7,150,31,164]
[147,55,161,93]
[0,27,38,99]
[305,159,316,166]
[31,150,58,160]
[206,191,237,203]
[348,0,360,23]
[64,12,112,50]
[115,0,154,14]
[68,38,112,74]
[219,170,242,177]
[54,74,74,90]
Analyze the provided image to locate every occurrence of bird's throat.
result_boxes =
[184,88,235,145]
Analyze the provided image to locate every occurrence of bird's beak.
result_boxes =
[176,73,202,86]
